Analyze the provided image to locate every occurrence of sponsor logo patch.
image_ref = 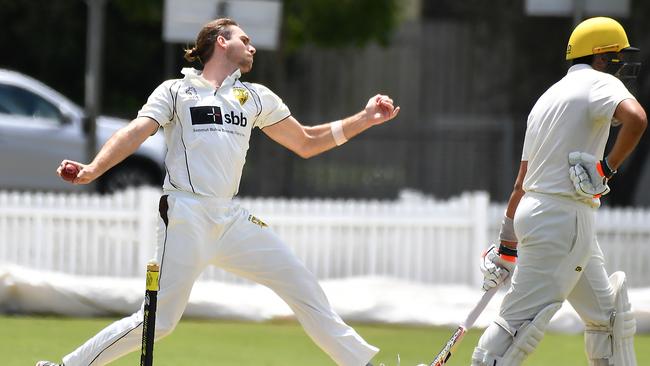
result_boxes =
[190,106,223,125]
[224,111,247,127]
[232,87,249,106]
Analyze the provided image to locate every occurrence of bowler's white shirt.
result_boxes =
[521,64,634,206]
[138,68,291,198]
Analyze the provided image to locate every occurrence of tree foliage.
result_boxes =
[283,0,401,51]
[0,0,401,115]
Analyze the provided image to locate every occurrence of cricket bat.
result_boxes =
[427,284,501,366]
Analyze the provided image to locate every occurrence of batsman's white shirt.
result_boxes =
[138,67,291,198]
[61,69,378,366]
[521,64,634,208]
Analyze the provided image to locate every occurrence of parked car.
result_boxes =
[0,69,165,193]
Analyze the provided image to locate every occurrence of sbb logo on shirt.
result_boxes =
[190,106,247,127]
[224,111,247,127]
[190,106,222,125]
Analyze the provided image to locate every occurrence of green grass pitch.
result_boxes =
[2,315,648,365]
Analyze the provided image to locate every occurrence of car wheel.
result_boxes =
[98,162,160,193]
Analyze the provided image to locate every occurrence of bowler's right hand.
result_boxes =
[56,159,98,185]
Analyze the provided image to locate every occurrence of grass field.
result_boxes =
[2,315,648,365]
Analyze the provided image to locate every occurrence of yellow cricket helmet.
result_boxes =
[566,17,637,60]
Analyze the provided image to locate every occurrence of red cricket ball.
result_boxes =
[61,163,79,182]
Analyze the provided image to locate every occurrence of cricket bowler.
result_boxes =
[39,18,399,366]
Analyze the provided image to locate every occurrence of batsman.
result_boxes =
[473,17,646,365]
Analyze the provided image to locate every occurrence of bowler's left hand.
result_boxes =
[365,94,400,125]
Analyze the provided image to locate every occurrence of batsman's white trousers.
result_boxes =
[63,191,378,366]
[476,192,616,357]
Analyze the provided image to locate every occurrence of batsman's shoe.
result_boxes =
[35,361,61,366]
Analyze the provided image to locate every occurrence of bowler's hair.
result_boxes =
[184,18,238,64]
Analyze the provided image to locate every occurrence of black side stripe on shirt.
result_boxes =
[166,81,193,191]
[169,80,182,123]
[176,103,196,194]
[165,166,180,189]
[179,132,196,193]
[243,83,262,122]
[165,81,195,192]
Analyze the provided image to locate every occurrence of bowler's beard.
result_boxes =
[239,59,253,73]
[226,48,253,74]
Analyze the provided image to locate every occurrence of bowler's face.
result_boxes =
[225,26,256,73]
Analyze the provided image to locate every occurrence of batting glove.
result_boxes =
[568,152,616,199]
[480,244,517,291]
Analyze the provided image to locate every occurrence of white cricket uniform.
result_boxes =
[476,64,635,357]
[62,68,378,366]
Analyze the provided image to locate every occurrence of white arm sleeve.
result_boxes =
[251,83,291,129]
[137,80,176,127]
[521,113,535,161]
[588,76,635,126]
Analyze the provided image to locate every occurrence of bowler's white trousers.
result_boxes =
[476,192,616,356]
[63,191,378,366]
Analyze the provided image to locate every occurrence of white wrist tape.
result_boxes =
[331,120,348,146]
[499,215,517,243]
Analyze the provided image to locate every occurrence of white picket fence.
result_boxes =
[1,187,649,288]
[0,189,158,280]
